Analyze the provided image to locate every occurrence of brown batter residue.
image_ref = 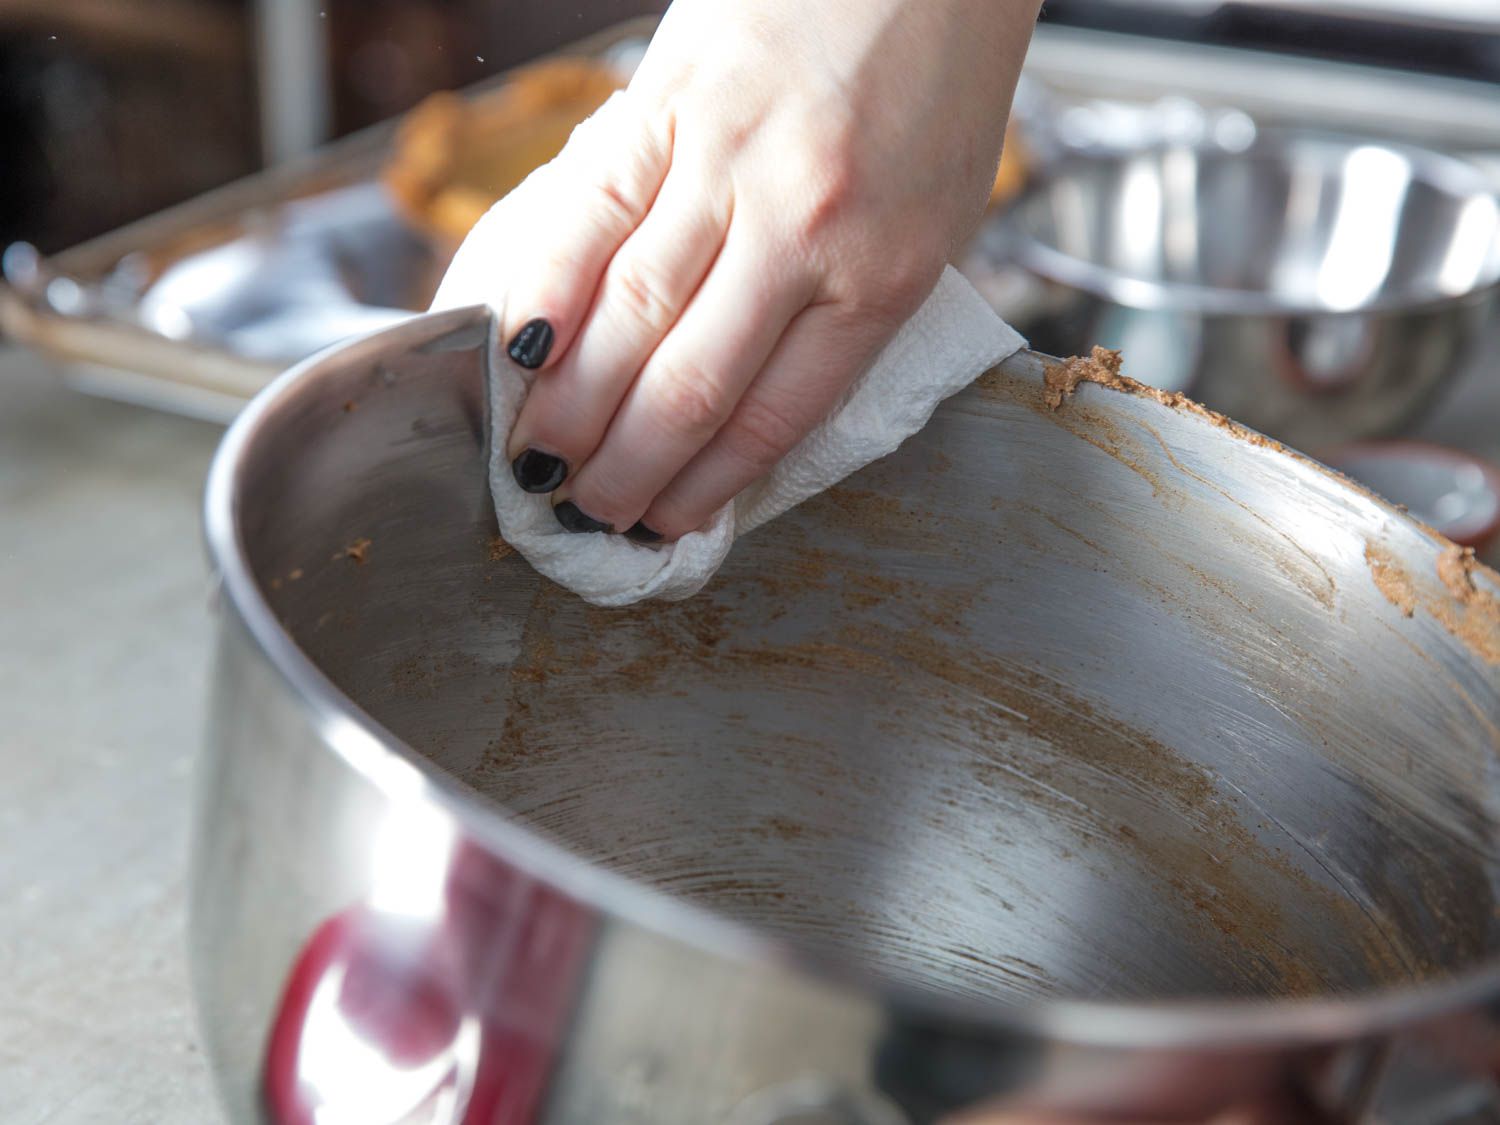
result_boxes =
[1365,540,1500,665]
[1435,545,1500,665]
[341,537,372,564]
[477,549,1421,997]
[1043,346,1124,410]
[1438,545,1493,602]
[487,535,515,562]
[1364,542,1416,618]
[1041,346,1285,453]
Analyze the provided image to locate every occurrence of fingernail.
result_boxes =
[624,520,662,544]
[554,500,610,534]
[511,448,567,493]
[507,318,554,369]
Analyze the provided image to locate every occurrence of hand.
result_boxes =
[435,0,1039,541]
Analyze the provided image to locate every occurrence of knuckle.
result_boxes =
[608,259,678,332]
[780,114,861,229]
[591,176,643,229]
[650,360,730,438]
[787,164,859,255]
[722,394,806,473]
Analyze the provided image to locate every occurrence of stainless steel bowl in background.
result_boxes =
[980,131,1500,451]
[195,308,1500,1124]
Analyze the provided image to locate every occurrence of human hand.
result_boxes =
[435,0,1039,541]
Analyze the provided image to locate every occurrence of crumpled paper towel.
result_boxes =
[433,263,1023,607]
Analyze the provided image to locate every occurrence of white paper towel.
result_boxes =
[433,264,1023,607]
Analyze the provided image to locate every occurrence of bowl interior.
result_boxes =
[1010,134,1500,312]
[238,314,1500,1006]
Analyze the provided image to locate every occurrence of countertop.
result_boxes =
[1,349,222,1122]
[1,325,1497,1122]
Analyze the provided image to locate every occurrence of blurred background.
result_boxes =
[3,0,1497,252]
[0,0,673,252]
[3,2,1500,1121]
[6,0,1498,461]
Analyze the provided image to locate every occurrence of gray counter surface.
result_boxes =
[1,351,221,1122]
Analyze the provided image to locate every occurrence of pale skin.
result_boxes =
[437,0,1041,541]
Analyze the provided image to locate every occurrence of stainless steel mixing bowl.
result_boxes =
[195,308,1500,1124]
[986,131,1500,451]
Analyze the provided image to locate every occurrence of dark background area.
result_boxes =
[0,0,665,253]
[322,0,666,136]
[0,0,257,253]
[0,0,1493,255]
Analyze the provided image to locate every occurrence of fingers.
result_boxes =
[505,158,732,491]
[554,227,815,536]
[637,301,896,539]
[431,92,672,376]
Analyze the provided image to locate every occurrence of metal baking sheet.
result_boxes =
[0,19,655,421]
[4,21,1500,421]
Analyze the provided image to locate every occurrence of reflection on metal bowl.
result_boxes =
[1323,440,1500,553]
[988,132,1500,450]
[194,310,1500,1124]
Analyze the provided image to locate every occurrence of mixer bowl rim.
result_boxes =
[1003,128,1500,317]
[201,306,1500,1049]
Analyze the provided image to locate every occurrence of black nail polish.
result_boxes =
[507,319,554,369]
[554,501,610,534]
[511,448,567,493]
[624,520,662,544]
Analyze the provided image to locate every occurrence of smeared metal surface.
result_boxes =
[263,339,1500,1011]
[1436,546,1500,665]
[1038,346,1288,455]
[1367,542,1417,618]
[1363,539,1500,666]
